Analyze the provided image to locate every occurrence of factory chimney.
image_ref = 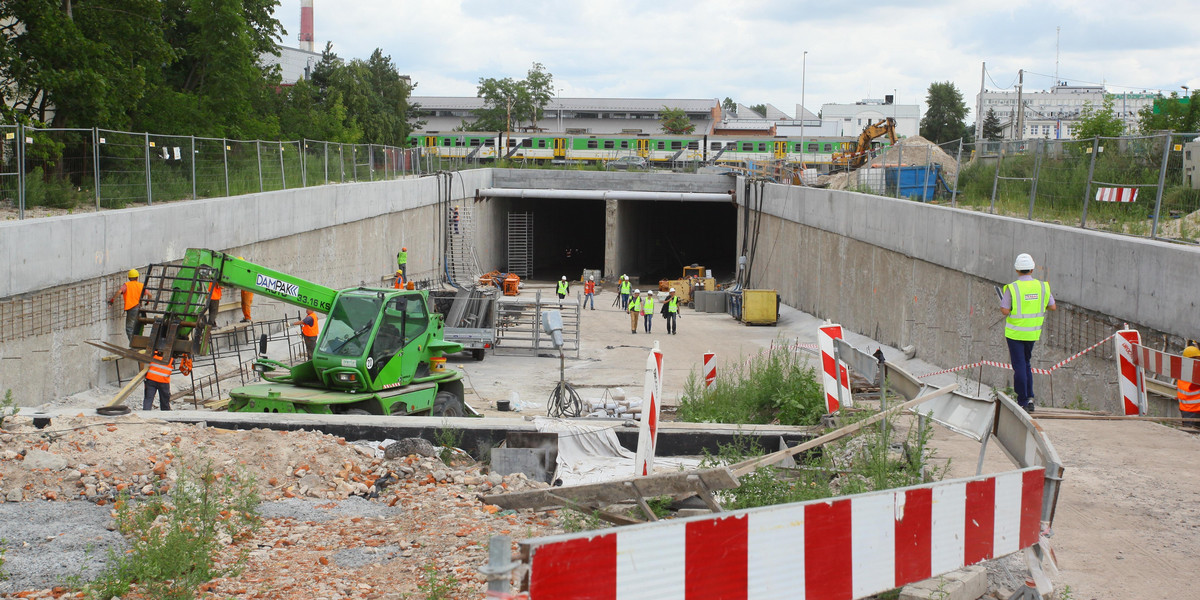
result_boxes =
[299,0,314,52]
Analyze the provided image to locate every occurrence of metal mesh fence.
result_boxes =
[97,129,151,207]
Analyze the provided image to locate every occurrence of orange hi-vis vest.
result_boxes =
[584,281,595,294]
[301,312,319,337]
[394,275,404,289]
[122,281,144,311]
[1178,380,1200,413]
[147,356,173,384]
[211,284,223,300]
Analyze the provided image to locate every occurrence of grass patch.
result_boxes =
[416,563,463,599]
[434,425,465,466]
[559,509,604,533]
[676,344,824,426]
[1,389,19,426]
[85,458,260,600]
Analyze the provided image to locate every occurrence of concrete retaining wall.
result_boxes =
[738,181,1200,412]
[1,171,493,406]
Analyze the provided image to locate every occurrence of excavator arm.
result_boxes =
[834,117,898,171]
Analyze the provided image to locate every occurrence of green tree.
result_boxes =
[919,81,970,143]
[473,62,555,132]
[748,103,767,117]
[1073,97,1126,139]
[659,106,696,134]
[722,97,737,115]
[1137,92,1200,133]
[982,108,1005,141]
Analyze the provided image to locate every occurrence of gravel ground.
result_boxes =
[0,501,125,594]
[256,496,412,522]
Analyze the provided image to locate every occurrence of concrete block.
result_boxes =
[490,448,553,484]
[898,565,988,600]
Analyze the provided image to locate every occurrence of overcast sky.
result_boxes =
[275,0,1200,121]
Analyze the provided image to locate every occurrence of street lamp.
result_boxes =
[558,87,564,132]
[799,50,807,173]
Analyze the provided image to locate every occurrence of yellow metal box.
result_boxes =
[742,289,778,325]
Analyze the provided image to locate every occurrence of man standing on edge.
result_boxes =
[628,289,642,334]
[397,247,407,277]
[619,275,631,310]
[294,309,320,359]
[556,276,570,306]
[663,287,679,335]
[108,269,148,344]
[584,276,596,310]
[1177,345,1200,427]
[642,290,655,333]
[1000,253,1055,413]
[143,350,173,411]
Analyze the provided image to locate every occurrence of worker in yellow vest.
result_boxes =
[641,290,655,333]
[619,275,632,310]
[663,288,679,335]
[108,269,149,343]
[397,247,408,276]
[1000,253,1056,413]
[556,276,570,306]
[628,289,643,334]
[1178,346,1200,427]
[143,350,174,411]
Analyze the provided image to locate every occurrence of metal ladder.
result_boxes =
[507,211,533,278]
[447,202,483,288]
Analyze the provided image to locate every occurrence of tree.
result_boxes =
[1073,97,1125,139]
[722,97,737,115]
[473,62,554,132]
[659,106,695,134]
[748,103,767,118]
[982,108,1005,141]
[1137,92,1200,133]
[919,81,970,143]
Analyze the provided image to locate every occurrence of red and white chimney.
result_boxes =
[299,0,314,52]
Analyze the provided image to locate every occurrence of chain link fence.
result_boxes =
[1,123,428,219]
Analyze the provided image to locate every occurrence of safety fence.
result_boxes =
[0,123,433,219]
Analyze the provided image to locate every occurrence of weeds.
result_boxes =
[434,425,465,466]
[559,509,604,533]
[677,344,824,426]
[644,496,674,520]
[1065,395,1093,411]
[0,538,8,582]
[1,389,19,426]
[417,563,462,599]
[86,458,260,600]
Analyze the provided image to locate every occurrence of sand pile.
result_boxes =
[866,136,960,182]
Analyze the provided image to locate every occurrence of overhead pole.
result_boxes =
[977,62,986,142]
[1015,69,1025,140]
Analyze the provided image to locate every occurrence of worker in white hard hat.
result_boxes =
[641,289,656,333]
[584,275,596,310]
[618,275,631,310]
[1178,345,1200,427]
[107,268,150,344]
[999,253,1055,413]
[662,287,679,335]
[628,289,643,334]
[556,275,570,307]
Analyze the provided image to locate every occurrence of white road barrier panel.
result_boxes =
[818,324,852,413]
[634,342,663,476]
[523,467,1045,599]
[1115,329,1146,416]
[703,351,716,389]
[1095,187,1138,203]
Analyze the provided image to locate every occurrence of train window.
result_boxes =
[521,139,533,147]
[455,139,464,147]
[484,138,495,147]
[687,141,698,150]
[441,138,451,147]
[823,143,832,152]
[757,143,766,152]
[807,143,818,152]
[710,142,722,150]
[604,140,615,149]
[657,141,666,149]
[587,140,598,149]
[537,139,547,148]
[741,142,753,151]
[671,141,682,150]
[620,141,629,149]
[794,143,804,152]
[469,139,481,147]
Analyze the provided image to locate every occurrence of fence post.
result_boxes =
[278,141,286,190]
[951,139,963,207]
[223,139,230,197]
[190,135,197,200]
[256,140,263,193]
[17,123,25,219]
[894,143,903,198]
[339,144,345,182]
[144,132,153,205]
[989,140,1003,212]
[300,140,307,188]
[922,145,932,200]
[1080,137,1100,227]
[1150,132,1172,239]
[93,127,101,211]
[369,144,375,182]
[1027,139,1041,219]
[324,141,329,184]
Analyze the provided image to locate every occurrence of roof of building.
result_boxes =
[413,96,718,113]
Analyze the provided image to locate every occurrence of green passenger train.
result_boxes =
[404,132,877,170]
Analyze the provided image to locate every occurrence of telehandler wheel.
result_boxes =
[342,408,371,416]
[432,391,465,418]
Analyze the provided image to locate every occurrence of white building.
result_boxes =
[976,84,1156,140]
[261,46,324,85]
[412,97,720,135]
[819,99,921,138]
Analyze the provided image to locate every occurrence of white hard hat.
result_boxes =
[669,287,675,292]
[1014,253,1035,270]
[589,276,594,280]
[633,289,640,294]
[561,276,566,280]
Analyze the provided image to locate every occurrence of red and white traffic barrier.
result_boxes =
[702,352,716,389]
[1095,187,1139,203]
[1115,329,1146,416]
[635,343,664,476]
[526,468,1045,599]
[1133,343,1200,384]
[818,324,852,413]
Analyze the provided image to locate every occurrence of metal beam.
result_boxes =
[476,188,733,202]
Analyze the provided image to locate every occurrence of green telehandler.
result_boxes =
[132,248,468,417]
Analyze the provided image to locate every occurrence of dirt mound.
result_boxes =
[867,135,959,182]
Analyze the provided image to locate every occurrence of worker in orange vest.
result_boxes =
[584,276,596,310]
[143,350,174,411]
[108,269,149,343]
[1179,346,1200,427]
[393,269,405,289]
[208,281,223,326]
[293,309,320,359]
[238,256,252,322]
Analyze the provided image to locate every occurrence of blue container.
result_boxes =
[886,164,941,201]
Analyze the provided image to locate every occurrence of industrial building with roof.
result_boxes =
[413,97,721,135]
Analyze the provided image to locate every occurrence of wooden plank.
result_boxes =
[544,493,642,526]
[1032,413,1200,424]
[729,384,958,477]
[481,467,738,511]
[107,366,149,408]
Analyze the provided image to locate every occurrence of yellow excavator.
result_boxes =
[832,117,897,171]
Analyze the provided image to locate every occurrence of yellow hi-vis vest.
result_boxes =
[667,296,679,313]
[620,280,631,294]
[557,280,569,295]
[643,295,654,313]
[628,296,642,312]
[1005,279,1050,341]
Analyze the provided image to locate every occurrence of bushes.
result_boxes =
[677,345,825,426]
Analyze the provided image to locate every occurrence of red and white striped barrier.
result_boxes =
[1095,187,1139,203]
[916,332,1118,379]
[1133,343,1200,384]
[1115,329,1146,416]
[635,343,664,476]
[526,467,1045,600]
[818,324,852,413]
[702,352,716,389]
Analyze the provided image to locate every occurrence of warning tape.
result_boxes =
[916,333,1118,379]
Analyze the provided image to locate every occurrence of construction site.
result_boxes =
[1,160,1199,600]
